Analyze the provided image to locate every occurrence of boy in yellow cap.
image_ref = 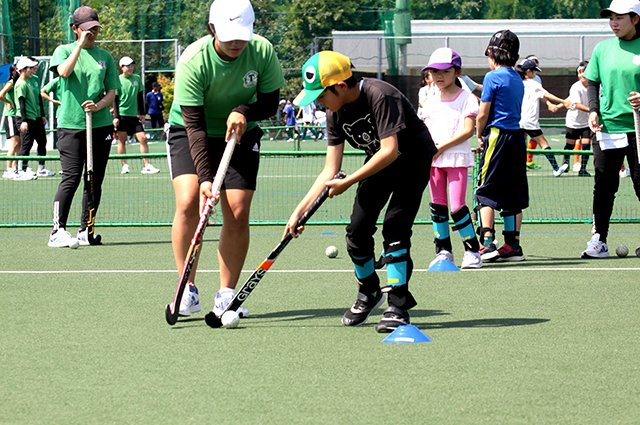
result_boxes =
[285,51,437,333]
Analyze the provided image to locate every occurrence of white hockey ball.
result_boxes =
[326,245,339,258]
[221,311,240,328]
[68,238,80,249]
[616,245,629,258]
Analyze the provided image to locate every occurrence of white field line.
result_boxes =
[2,267,640,274]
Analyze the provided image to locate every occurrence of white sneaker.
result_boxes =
[14,170,37,181]
[37,167,55,177]
[141,164,160,174]
[48,228,74,247]
[213,288,249,318]
[460,250,483,269]
[77,228,102,246]
[581,233,610,259]
[573,162,581,172]
[429,249,454,268]
[2,169,16,179]
[121,164,130,174]
[178,284,201,316]
[553,163,569,177]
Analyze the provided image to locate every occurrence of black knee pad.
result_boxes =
[430,203,449,223]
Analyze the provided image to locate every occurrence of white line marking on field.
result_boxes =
[3,267,640,274]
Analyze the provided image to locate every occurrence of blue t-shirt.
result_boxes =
[146,90,164,115]
[284,104,296,126]
[481,67,524,131]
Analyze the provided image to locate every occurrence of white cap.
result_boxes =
[16,57,38,72]
[119,56,135,67]
[601,0,640,16]
[209,0,254,42]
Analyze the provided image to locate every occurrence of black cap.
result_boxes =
[72,6,102,31]
[485,29,520,58]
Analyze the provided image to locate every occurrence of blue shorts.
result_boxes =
[476,127,529,212]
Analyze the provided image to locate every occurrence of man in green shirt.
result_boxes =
[48,5,120,248]
[113,56,159,175]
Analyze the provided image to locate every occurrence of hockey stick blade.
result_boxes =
[165,133,238,325]
[205,170,347,328]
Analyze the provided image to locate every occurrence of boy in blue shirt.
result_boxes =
[475,30,528,262]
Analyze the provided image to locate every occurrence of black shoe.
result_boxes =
[374,305,410,333]
[342,289,385,326]
[578,170,591,177]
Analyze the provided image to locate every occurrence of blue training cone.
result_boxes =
[382,325,432,343]
[427,259,460,272]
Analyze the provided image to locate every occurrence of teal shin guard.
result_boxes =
[386,248,409,287]
[452,206,480,252]
[430,203,451,252]
[500,210,518,247]
[351,255,375,280]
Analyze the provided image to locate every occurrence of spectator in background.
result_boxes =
[296,100,317,140]
[146,81,165,141]
[283,98,296,142]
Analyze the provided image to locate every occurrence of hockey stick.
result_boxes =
[205,170,347,328]
[634,108,640,164]
[165,133,239,326]
[85,111,101,245]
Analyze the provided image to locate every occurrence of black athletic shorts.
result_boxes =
[523,128,543,139]
[565,126,591,140]
[476,127,529,212]
[115,115,144,136]
[166,124,262,191]
[3,116,19,138]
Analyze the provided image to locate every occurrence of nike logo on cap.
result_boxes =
[230,15,241,21]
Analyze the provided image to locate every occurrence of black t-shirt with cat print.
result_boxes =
[327,78,437,159]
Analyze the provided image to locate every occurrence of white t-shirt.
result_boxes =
[300,103,316,123]
[422,89,479,168]
[520,79,547,130]
[314,109,326,126]
[566,80,589,129]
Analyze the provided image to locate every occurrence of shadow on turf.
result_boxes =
[105,236,219,247]
[167,310,549,330]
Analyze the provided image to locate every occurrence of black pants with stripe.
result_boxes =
[52,126,113,231]
[592,131,640,241]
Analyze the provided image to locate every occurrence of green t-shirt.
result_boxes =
[2,81,16,117]
[169,34,285,137]
[117,73,143,117]
[14,77,38,121]
[50,42,120,130]
[584,36,640,134]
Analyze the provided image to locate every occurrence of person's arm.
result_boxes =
[40,88,61,106]
[433,115,475,161]
[112,95,120,127]
[587,79,602,132]
[19,96,28,132]
[0,81,14,108]
[137,91,145,123]
[82,88,115,113]
[285,143,344,238]
[543,92,572,109]
[476,101,491,147]
[182,105,213,185]
[57,31,94,79]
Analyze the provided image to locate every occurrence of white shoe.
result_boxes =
[581,233,610,258]
[213,288,249,318]
[573,162,581,172]
[37,167,55,177]
[178,284,201,316]
[13,170,37,181]
[141,164,160,174]
[287,138,294,143]
[77,228,102,246]
[620,169,631,178]
[121,164,130,174]
[460,250,483,269]
[553,163,569,177]
[429,249,454,268]
[2,169,16,179]
[48,228,74,247]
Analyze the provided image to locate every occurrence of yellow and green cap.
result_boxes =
[294,51,352,107]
